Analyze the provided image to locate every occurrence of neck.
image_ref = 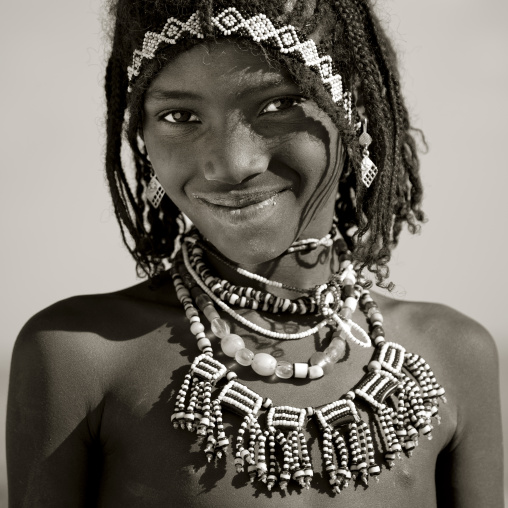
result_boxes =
[205,242,340,300]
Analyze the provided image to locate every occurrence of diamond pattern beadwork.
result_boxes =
[126,7,351,120]
[127,12,204,86]
[146,175,165,208]
[361,156,378,188]
[245,15,276,40]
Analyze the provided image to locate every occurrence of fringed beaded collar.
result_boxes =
[169,231,446,494]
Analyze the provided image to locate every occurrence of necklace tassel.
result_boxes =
[234,415,251,472]
[266,430,278,491]
[169,231,448,494]
[297,429,313,488]
[266,406,313,490]
[332,430,351,491]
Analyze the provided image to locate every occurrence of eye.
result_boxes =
[261,97,306,114]
[162,110,200,123]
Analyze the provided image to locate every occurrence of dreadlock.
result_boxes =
[105,0,425,286]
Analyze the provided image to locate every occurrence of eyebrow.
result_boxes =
[145,89,203,102]
[235,76,299,99]
[145,76,300,103]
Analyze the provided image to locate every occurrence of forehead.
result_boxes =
[145,39,299,101]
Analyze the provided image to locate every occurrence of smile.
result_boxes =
[192,190,287,224]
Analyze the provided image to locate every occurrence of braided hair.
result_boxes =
[105,0,425,286]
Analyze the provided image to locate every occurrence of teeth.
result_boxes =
[228,195,277,215]
[256,196,277,209]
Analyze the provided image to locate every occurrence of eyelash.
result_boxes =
[162,111,200,124]
[261,96,306,114]
[160,96,306,125]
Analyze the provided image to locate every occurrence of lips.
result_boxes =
[192,189,286,209]
[191,188,290,225]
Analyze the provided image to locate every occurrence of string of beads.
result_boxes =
[169,232,394,380]
[189,224,341,300]
[183,238,372,346]
[127,7,353,123]
[170,231,446,493]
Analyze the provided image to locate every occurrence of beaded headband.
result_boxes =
[127,7,352,122]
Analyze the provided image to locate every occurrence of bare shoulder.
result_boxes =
[369,296,503,504]
[11,275,183,403]
[377,293,497,363]
[375,293,499,436]
[7,277,185,504]
[375,292,498,378]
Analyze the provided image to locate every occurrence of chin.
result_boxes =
[202,227,293,267]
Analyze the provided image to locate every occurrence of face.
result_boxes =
[142,40,344,266]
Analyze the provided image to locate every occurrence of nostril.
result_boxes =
[201,121,270,183]
[204,161,263,184]
[203,151,269,184]
[204,161,214,176]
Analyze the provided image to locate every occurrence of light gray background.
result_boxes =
[1,0,507,505]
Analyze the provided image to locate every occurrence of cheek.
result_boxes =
[276,125,343,236]
[279,127,342,197]
[144,137,193,206]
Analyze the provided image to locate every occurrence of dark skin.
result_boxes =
[7,282,503,507]
[7,41,503,507]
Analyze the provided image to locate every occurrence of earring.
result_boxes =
[146,174,165,208]
[358,119,378,188]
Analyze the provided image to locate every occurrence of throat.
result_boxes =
[204,242,339,300]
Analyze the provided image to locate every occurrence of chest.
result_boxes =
[95,326,454,508]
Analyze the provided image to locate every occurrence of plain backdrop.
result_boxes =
[1,0,507,504]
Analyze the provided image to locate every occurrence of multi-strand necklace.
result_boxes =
[170,230,445,494]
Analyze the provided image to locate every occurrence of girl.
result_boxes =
[7,0,503,506]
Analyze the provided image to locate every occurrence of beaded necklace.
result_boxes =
[170,232,446,493]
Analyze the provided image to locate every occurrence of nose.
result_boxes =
[202,116,269,184]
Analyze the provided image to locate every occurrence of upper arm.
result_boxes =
[435,314,503,507]
[7,304,105,507]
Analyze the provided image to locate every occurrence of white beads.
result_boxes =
[182,242,329,340]
[221,334,245,357]
[294,363,309,379]
[190,321,205,335]
[251,353,277,376]
[197,337,212,351]
[178,236,375,382]
[343,297,358,312]
[235,348,255,366]
[275,360,293,379]
[308,365,324,379]
[349,321,372,348]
